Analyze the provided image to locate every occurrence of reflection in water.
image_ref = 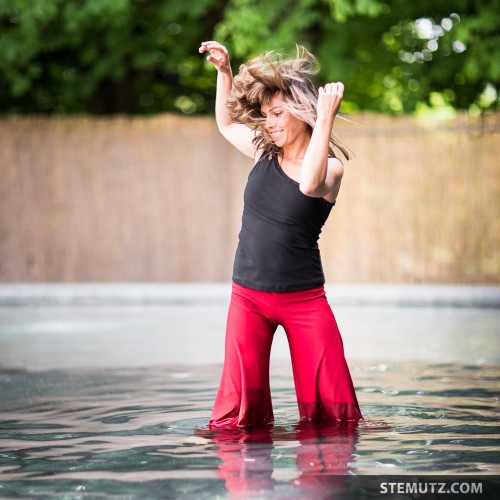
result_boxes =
[207,427,276,497]
[198,421,360,499]
[292,421,358,498]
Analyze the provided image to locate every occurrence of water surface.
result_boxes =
[1,361,498,498]
[1,284,499,498]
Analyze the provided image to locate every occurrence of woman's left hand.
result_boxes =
[317,82,344,124]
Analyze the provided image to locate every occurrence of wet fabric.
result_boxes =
[232,154,334,292]
[210,283,362,428]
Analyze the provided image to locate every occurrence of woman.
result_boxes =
[199,40,362,427]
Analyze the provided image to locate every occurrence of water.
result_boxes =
[0,361,498,498]
[0,284,499,498]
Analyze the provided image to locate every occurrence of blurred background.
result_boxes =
[1,7,500,497]
[0,0,499,284]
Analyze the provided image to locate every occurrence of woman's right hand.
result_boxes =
[199,41,231,74]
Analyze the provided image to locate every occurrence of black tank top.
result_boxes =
[232,153,334,291]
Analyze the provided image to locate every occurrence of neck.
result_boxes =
[281,134,310,161]
[282,153,304,161]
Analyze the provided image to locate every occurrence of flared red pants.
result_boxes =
[210,282,362,428]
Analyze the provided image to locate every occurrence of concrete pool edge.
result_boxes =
[1,283,499,308]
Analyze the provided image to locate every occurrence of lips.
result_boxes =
[271,130,284,140]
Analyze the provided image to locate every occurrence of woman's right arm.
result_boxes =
[199,41,256,158]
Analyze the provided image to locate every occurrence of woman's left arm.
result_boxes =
[299,82,345,202]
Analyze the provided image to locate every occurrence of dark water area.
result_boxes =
[0,361,498,499]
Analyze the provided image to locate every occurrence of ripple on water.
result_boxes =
[0,362,499,498]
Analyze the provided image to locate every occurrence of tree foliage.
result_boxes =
[0,0,221,113]
[0,0,498,115]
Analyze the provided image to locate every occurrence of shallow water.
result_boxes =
[1,285,499,498]
[1,361,498,499]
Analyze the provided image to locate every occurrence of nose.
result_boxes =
[265,115,275,129]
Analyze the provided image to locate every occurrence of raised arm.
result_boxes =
[199,41,256,158]
[299,82,345,203]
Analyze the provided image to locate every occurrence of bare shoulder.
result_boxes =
[327,156,344,179]
[322,157,344,204]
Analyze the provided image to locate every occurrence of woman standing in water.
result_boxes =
[199,40,362,427]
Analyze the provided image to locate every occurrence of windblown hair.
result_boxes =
[227,46,350,160]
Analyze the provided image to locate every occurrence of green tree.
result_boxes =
[216,0,500,114]
[0,0,498,115]
[0,0,223,113]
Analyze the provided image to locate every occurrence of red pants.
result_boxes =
[210,283,362,427]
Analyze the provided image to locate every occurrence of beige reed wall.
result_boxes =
[1,112,499,283]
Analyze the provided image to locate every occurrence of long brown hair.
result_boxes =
[227,46,350,160]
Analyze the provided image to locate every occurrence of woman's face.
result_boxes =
[260,93,308,149]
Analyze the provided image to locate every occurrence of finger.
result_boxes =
[200,41,225,52]
[199,43,220,53]
[322,83,334,94]
[200,41,219,47]
[202,46,226,59]
[199,41,211,51]
[323,83,343,97]
[199,42,212,53]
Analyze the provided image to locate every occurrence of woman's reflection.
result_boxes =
[204,426,276,498]
[291,421,358,499]
[198,420,358,499]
